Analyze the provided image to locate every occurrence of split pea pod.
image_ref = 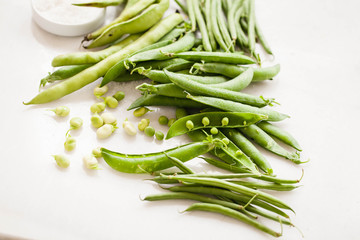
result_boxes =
[101,141,216,173]
[24,13,183,105]
[164,69,271,107]
[86,0,170,48]
[187,95,289,122]
[52,34,141,67]
[166,112,267,139]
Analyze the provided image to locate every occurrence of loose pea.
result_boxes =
[104,96,118,108]
[64,135,76,151]
[97,124,115,139]
[83,154,101,170]
[92,147,102,158]
[91,112,104,128]
[123,119,137,136]
[53,154,70,168]
[222,117,229,126]
[210,127,218,135]
[168,118,176,127]
[158,115,169,125]
[144,126,155,137]
[101,112,117,125]
[186,120,194,131]
[93,85,108,98]
[113,91,125,101]
[155,131,164,140]
[48,106,70,117]
[90,101,106,113]
[175,108,187,119]
[70,117,83,130]
[133,107,151,117]
[202,117,210,127]
[138,118,150,131]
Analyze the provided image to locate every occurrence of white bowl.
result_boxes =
[31,0,106,37]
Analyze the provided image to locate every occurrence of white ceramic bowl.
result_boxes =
[31,0,106,37]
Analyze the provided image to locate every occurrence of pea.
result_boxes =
[133,107,150,117]
[202,117,210,127]
[155,131,164,140]
[113,91,125,101]
[222,137,230,146]
[138,119,150,131]
[175,108,187,119]
[168,118,176,127]
[186,120,194,131]
[104,96,118,108]
[90,102,106,113]
[221,117,229,126]
[144,126,155,137]
[210,127,218,135]
[158,115,169,125]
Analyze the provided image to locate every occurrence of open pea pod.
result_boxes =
[166,112,267,139]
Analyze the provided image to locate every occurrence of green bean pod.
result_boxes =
[159,27,186,42]
[72,0,124,7]
[168,51,255,64]
[204,0,217,50]
[24,13,183,105]
[101,141,216,173]
[86,0,170,48]
[192,0,212,51]
[201,157,249,173]
[229,180,299,191]
[210,0,228,51]
[166,112,267,139]
[165,153,194,174]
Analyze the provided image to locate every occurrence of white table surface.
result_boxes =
[1,1,360,239]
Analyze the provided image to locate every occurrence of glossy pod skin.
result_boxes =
[207,68,253,91]
[72,0,124,7]
[168,51,255,64]
[24,13,183,105]
[166,112,268,139]
[101,141,216,173]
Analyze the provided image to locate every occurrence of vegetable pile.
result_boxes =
[26,0,306,237]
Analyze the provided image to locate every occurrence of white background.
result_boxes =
[1,0,360,239]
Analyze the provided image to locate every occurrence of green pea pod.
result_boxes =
[86,0,170,48]
[101,141,216,173]
[72,0,124,7]
[207,68,253,91]
[167,51,255,64]
[229,180,299,191]
[166,112,267,139]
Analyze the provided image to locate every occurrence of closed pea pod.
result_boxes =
[166,112,267,139]
[138,119,150,131]
[90,102,106,113]
[72,0,124,8]
[208,68,254,91]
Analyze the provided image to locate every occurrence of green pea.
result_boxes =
[168,118,176,127]
[210,127,218,135]
[175,108,187,119]
[90,102,106,113]
[222,137,230,146]
[97,124,116,139]
[221,117,229,126]
[138,119,150,131]
[133,107,150,117]
[91,112,104,128]
[70,117,83,130]
[113,91,125,101]
[122,119,137,136]
[48,106,70,117]
[155,131,165,140]
[93,85,108,98]
[92,147,102,158]
[83,154,101,170]
[158,115,169,125]
[53,154,70,168]
[104,96,118,108]
[144,126,155,137]
[235,150,243,157]
[202,117,210,127]
[64,136,76,151]
[101,112,117,125]
[186,120,194,131]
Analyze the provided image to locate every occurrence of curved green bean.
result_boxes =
[204,0,217,50]
[192,0,212,51]
[210,0,228,51]
[216,0,234,52]
[168,51,255,64]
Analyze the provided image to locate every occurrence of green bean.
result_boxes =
[158,27,186,42]
[52,34,141,67]
[227,0,242,42]
[204,0,217,50]
[192,0,212,51]
[186,0,196,32]
[72,0,124,7]
[222,128,272,174]
[247,0,256,55]
[200,157,249,173]
[168,185,290,219]
[174,0,188,13]
[24,13,183,105]
[166,112,267,139]
[86,0,170,48]
[165,153,194,174]
[187,95,289,122]
[216,0,234,52]
[101,141,216,173]
[192,63,280,81]
[210,0,228,51]
[167,51,255,64]
[240,124,302,164]
[207,68,253,91]
[234,4,248,49]
[184,203,282,237]
[257,121,302,151]
[85,0,156,40]
[164,70,271,107]
[255,18,272,55]
[136,58,191,71]
[127,94,206,110]
[229,180,299,191]
[39,64,93,89]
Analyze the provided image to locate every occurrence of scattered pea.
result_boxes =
[210,127,218,135]
[66,117,83,136]
[175,108,187,119]
[144,126,155,137]
[158,115,169,125]
[104,96,118,108]
[64,135,76,151]
[91,112,104,128]
[133,107,151,117]
[52,154,70,168]
[48,106,70,117]
[113,91,125,101]
[92,147,102,158]
[97,124,115,139]
[202,117,210,127]
[138,118,150,131]
[90,102,106,113]
[93,85,108,98]
[168,118,176,127]
[83,154,101,170]
[123,119,137,136]
[221,117,229,126]
[155,131,164,140]
[101,112,117,125]
[185,120,194,131]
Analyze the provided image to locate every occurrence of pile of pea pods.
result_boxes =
[25,0,306,237]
